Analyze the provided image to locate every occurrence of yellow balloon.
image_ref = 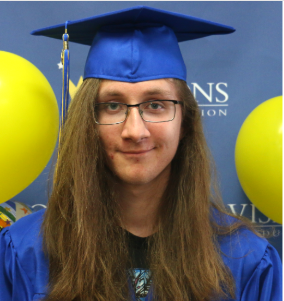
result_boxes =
[235,96,282,224]
[0,51,59,203]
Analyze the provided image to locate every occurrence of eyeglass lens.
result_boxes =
[94,100,177,124]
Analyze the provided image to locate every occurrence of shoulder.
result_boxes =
[219,226,269,262]
[220,229,282,300]
[7,208,45,249]
[212,208,269,260]
[214,211,282,299]
[0,209,48,294]
[5,209,47,272]
[211,207,269,259]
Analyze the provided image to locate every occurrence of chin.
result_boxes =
[115,170,157,186]
[117,166,171,187]
[120,175,154,186]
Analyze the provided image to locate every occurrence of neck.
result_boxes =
[117,166,170,238]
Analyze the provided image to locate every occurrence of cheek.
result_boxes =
[98,129,116,155]
[160,116,182,144]
[153,126,181,156]
[165,124,183,155]
[99,135,116,166]
[173,110,183,142]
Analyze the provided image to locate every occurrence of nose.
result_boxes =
[121,107,150,142]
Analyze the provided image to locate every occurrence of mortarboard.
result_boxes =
[31,5,235,83]
[31,5,235,127]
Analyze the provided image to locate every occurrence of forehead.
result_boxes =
[97,78,179,100]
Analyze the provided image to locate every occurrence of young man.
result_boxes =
[0,6,282,301]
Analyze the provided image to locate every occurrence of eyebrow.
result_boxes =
[144,88,173,96]
[99,88,173,98]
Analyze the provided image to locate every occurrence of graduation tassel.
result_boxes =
[60,22,70,135]
[55,22,70,180]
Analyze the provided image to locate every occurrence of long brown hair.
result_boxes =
[43,78,257,301]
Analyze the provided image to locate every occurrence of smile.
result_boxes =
[121,149,154,155]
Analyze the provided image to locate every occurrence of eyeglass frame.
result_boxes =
[94,100,182,125]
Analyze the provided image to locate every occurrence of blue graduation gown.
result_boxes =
[0,209,282,301]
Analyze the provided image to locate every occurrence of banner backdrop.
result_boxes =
[0,1,282,256]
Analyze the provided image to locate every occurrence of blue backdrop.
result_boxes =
[0,1,282,256]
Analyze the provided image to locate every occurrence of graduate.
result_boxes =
[0,6,282,301]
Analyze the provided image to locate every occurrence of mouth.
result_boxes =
[121,148,154,155]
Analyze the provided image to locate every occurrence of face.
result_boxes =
[97,79,183,187]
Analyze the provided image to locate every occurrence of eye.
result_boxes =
[95,102,125,115]
[101,102,125,112]
[107,103,120,111]
[144,101,165,110]
[149,102,162,109]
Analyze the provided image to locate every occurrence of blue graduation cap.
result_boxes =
[31,5,235,126]
[32,5,234,83]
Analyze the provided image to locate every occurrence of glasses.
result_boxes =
[94,100,182,125]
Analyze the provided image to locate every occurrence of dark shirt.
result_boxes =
[127,231,152,300]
